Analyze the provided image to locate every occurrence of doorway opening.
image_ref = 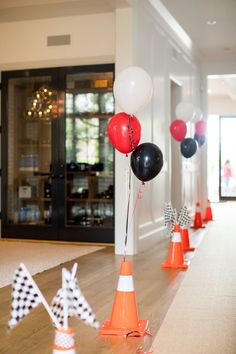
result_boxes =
[207,74,236,201]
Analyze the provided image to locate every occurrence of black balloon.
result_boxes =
[180,138,197,158]
[131,142,163,182]
[194,133,205,147]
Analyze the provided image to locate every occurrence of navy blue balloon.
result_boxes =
[180,138,197,158]
[131,142,163,182]
[194,133,205,147]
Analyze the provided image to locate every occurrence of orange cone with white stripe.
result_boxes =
[162,224,188,269]
[100,260,149,336]
[191,202,205,229]
[181,228,195,252]
[204,199,213,221]
[52,327,76,354]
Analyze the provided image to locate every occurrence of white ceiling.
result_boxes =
[161,0,236,100]
[161,0,236,60]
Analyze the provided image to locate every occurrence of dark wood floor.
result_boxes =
[0,238,187,354]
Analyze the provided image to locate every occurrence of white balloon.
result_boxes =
[175,102,195,122]
[114,66,153,115]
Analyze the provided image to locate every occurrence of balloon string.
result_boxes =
[124,166,132,262]
[129,181,145,227]
[124,180,145,261]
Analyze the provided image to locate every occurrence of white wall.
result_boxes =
[115,1,204,254]
[114,8,136,255]
[0,13,115,70]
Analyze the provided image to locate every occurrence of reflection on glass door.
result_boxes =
[2,64,115,243]
[220,117,236,198]
[65,71,114,229]
[7,76,55,226]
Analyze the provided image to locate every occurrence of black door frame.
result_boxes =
[1,64,115,243]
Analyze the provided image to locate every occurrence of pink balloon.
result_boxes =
[195,120,206,135]
[169,119,187,142]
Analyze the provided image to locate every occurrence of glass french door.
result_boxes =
[1,64,115,243]
[220,116,236,199]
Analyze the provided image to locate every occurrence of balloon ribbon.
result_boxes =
[124,166,131,261]
[124,173,145,261]
[128,114,136,151]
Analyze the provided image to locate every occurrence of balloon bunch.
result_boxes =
[107,66,163,182]
[170,101,206,159]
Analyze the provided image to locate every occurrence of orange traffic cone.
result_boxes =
[52,327,76,354]
[191,202,205,229]
[100,260,149,336]
[162,224,188,269]
[181,228,195,252]
[204,199,213,221]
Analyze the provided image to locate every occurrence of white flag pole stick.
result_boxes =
[20,263,61,329]
[62,268,68,329]
[71,263,78,279]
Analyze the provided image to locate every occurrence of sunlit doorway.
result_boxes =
[208,74,236,202]
[220,117,236,199]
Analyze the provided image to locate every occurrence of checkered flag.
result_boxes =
[178,206,191,228]
[164,202,173,226]
[51,265,99,329]
[8,263,42,330]
[164,202,177,235]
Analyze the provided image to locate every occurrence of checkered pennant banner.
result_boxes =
[178,206,191,228]
[51,267,99,329]
[8,264,42,330]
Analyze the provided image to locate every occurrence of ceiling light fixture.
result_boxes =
[207,20,216,25]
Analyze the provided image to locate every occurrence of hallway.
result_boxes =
[153,201,236,353]
[1,202,235,353]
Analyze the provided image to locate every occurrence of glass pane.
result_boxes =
[7,76,54,225]
[66,70,114,227]
[220,117,236,197]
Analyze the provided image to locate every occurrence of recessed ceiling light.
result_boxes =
[208,89,212,93]
[207,20,216,25]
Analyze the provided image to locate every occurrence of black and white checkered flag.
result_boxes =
[164,202,173,226]
[164,202,177,235]
[51,265,99,329]
[178,206,191,228]
[8,263,42,330]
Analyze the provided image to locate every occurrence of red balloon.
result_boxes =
[169,119,187,141]
[195,120,206,135]
[107,112,141,154]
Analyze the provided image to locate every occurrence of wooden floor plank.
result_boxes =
[0,238,187,354]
